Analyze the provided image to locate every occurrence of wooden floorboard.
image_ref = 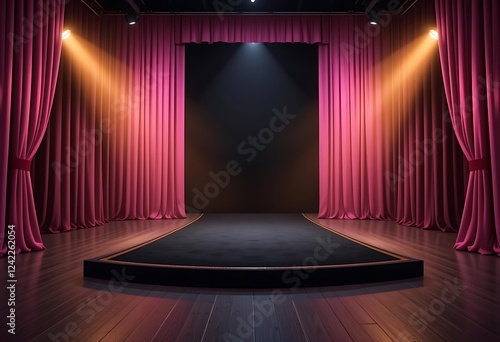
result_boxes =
[292,288,353,342]
[100,286,180,342]
[253,289,306,342]
[201,290,254,342]
[124,288,184,342]
[1,214,499,342]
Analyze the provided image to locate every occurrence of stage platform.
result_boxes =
[84,214,423,288]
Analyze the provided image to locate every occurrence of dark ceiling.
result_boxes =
[81,0,419,16]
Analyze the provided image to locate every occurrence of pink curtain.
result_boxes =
[318,1,467,231]
[105,17,185,221]
[318,16,393,220]
[392,0,467,230]
[0,0,65,255]
[32,2,185,233]
[436,0,500,254]
[0,2,15,255]
[175,15,328,44]
[32,3,108,232]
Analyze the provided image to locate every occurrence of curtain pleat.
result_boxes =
[319,1,467,231]
[32,3,186,233]
[436,0,500,254]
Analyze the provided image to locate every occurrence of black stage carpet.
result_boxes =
[109,214,399,267]
[85,214,423,287]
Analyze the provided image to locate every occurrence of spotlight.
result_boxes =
[251,0,256,2]
[125,13,139,25]
[62,29,71,40]
[429,29,439,40]
[367,12,379,25]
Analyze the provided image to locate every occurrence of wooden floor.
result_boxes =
[1,214,499,342]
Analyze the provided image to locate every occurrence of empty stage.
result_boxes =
[84,214,423,288]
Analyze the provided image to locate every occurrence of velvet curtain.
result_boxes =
[318,1,467,231]
[436,0,500,254]
[318,16,393,220]
[104,17,185,221]
[32,3,107,232]
[392,0,467,230]
[32,1,185,233]
[0,0,65,255]
[0,1,15,255]
[175,15,327,44]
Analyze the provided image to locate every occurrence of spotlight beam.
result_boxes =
[368,32,439,161]
[379,33,439,114]
[62,34,126,111]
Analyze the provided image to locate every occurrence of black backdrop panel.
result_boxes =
[185,43,318,213]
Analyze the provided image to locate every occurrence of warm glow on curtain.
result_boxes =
[32,2,185,233]
[318,1,467,231]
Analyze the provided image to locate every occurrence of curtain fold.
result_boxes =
[33,3,107,232]
[435,0,500,254]
[1,0,64,255]
[484,0,500,255]
[392,0,467,231]
[318,16,394,220]
[175,15,328,44]
[0,1,15,255]
[105,16,185,221]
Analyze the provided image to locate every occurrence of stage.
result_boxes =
[84,214,423,288]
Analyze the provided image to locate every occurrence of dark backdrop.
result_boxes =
[185,43,318,212]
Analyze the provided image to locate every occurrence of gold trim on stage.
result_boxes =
[101,213,204,261]
[302,213,407,261]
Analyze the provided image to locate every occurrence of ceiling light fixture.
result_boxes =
[125,13,139,25]
[367,11,379,25]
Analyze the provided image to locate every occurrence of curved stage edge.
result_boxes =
[84,214,423,288]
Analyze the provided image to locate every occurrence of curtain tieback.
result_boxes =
[10,157,32,171]
[468,158,490,172]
